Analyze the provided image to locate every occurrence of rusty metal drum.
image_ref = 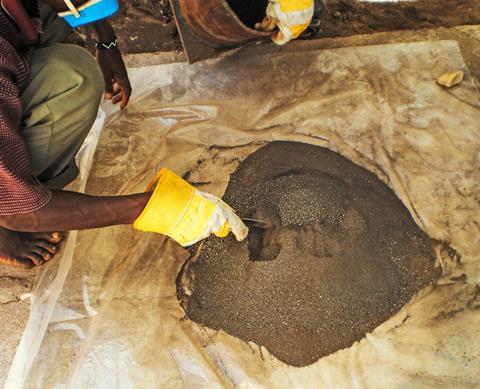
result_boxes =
[177,0,270,47]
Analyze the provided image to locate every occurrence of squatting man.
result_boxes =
[0,0,315,268]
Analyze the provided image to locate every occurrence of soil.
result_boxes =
[178,141,441,367]
[95,0,480,54]
[304,0,480,39]
[108,0,181,53]
[72,0,181,53]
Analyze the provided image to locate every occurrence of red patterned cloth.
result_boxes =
[0,7,51,216]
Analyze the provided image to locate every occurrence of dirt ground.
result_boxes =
[108,0,180,53]
[310,0,480,38]
[100,0,480,54]
[0,266,35,386]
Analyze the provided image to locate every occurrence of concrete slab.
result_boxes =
[123,25,480,90]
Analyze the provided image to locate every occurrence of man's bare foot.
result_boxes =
[0,227,63,269]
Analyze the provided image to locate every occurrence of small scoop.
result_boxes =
[241,217,279,261]
[241,217,272,229]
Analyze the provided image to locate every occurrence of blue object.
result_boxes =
[60,0,119,27]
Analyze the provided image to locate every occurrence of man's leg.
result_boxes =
[20,41,104,189]
[19,4,103,188]
[38,3,73,47]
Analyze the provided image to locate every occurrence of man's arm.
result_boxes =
[0,191,151,232]
[91,20,132,109]
[0,2,136,232]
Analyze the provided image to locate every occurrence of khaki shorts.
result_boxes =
[20,6,104,189]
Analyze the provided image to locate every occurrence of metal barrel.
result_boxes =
[177,0,270,47]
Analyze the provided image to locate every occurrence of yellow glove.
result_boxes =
[133,168,249,246]
[255,0,314,45]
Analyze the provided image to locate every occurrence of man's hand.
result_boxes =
[91,20,131,110]
[38,3,131,108]
[96,47,131,110]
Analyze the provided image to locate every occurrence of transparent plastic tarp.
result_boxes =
[6,40,480,388]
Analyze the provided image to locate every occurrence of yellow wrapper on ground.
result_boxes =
[133,168,248,246]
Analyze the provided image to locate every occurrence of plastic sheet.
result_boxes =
[6,40,480,388]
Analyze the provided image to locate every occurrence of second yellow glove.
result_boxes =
[255,0,315,45]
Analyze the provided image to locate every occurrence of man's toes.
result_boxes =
[0,256,34,269]
[34,240,58,255]
[17,257,34,269]
[24,252,44,266]
[49,232,62,243]
[38,232,63,244]
[31,246,53,261]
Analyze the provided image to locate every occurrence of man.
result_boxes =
[0,0,247,268]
